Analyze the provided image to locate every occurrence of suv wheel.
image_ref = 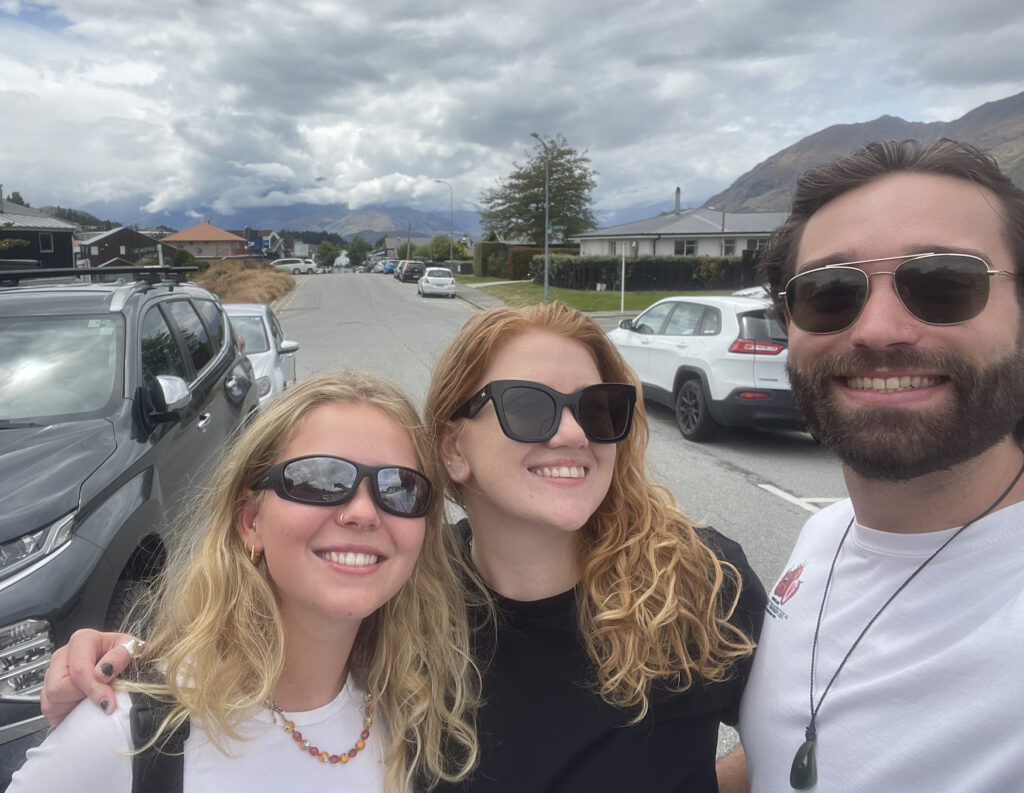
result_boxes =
[675,379,717,442]
[291,267,301,274]
[104,579,143,629]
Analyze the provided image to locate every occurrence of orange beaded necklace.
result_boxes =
[270,693,373,766]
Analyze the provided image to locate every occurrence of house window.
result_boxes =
[747,238,766,251]
[723,239,736,256]
[39,232,54,253]
[91,246,99,255]
[674,239,697,256]
[608,241,616,255]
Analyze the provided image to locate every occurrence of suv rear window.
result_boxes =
[738,310,787,342]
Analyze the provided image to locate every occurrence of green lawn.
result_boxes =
[462,277,732,312]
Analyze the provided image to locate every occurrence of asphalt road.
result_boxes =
[272,271,849,756]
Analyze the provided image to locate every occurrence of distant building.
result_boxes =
[0,199,78,269]
[161,223,247,259]
[230,227,282,258]
[76,227,178,268]
[571,189,785,259]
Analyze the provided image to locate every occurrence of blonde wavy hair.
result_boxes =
[125,372,479,792]
[424,302,755,720]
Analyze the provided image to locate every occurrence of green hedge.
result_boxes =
[473,241,508,277]
[528,255,756,291]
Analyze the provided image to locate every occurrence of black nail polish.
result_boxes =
[99,663,114,678]
[100,699,111,713]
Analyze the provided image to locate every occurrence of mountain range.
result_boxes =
[47,90,1024,236]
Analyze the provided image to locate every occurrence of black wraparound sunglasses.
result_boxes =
[451,380,636,443]
[780,252,1018,335]
[254,455,432,518]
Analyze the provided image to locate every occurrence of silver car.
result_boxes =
[225,303,300,410]
[417,267,456,298]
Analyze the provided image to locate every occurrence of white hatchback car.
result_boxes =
[607,295,803,441]
[417,267,456,298]
[225,303,300,410]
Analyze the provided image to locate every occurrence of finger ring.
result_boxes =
[120,638,145,659]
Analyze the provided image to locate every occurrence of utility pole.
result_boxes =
[530,132,551,304]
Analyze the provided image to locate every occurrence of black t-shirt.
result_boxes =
[432,522,766,793]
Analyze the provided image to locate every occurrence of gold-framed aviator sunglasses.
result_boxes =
[780,252,1019,335]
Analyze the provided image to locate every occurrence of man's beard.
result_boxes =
[786,329,1024,481]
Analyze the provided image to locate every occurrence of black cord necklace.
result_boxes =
[790,455,1024,790]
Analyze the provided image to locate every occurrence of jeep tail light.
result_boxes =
[729,339,784,355]
[0,619,53,700]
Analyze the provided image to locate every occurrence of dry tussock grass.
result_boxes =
[193,259,295,304]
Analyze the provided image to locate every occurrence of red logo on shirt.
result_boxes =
[773,562,805,605]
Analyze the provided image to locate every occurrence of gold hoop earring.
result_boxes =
[248,544,261,564]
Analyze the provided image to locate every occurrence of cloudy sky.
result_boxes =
[2,0,1022,225]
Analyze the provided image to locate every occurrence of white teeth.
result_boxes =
[531,466,586,479]
[319,551,380,566]
[846,375,941,393]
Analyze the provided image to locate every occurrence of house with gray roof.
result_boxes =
[570,190,786,260]
[0,199,79,269]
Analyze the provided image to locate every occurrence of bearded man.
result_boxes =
[720,138,1024,793]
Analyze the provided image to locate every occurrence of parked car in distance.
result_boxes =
[381,260,399,275]
[0,267,257,785]
[393,260,411,279]
[607,295,804,442]
[399,261,425,283]
[418,267,456,298]
[224,303,300,411]
[270,258,315,275]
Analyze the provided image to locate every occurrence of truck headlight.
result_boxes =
[0,513,74,580]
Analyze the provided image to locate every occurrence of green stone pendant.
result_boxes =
[790,737,817,789]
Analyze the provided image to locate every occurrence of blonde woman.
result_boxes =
[14,373,478,793]
[424,302,765,792]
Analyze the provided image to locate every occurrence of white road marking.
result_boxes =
[758,484,844,513]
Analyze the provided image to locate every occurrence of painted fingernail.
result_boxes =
[100,699,111,713]
[99,663,114,677]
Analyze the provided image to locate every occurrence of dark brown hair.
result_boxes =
[757,138,1024,314]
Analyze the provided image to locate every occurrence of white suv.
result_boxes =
[270,258,315,274]
[607,295,804,441]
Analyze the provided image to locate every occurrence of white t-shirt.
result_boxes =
[9,678,386,793]
[739,499,1024,793]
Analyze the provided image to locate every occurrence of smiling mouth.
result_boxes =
[317,551,381,566]
[529,465,586,479]
[844,374,944,393]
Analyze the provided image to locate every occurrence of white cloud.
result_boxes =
[0,0,1021,221]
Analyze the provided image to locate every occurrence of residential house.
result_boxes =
[76,227,179,268]
[161,223,248,259]
[571,190,785,260]
[0,199,78,269]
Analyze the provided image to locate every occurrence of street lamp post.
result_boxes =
[530,132,550,304]
[433,179,453,264]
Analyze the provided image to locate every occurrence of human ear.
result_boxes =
[237,495,264,553]
[440,427,471,483]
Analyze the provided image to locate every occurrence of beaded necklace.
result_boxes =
[270,692,374,766]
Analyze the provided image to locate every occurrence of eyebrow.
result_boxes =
[796,245,992,272]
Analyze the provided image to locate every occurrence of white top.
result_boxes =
[739,499,1024,793]
[10,678,386,793]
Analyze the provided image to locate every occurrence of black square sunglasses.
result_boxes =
[451,380,637,443]
[254,455,433,518]
[780,252,1018,335]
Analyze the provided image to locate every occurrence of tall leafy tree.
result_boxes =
[347,235,372,267]
[479,134,597,245]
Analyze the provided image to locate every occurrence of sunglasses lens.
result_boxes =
[895,254,990,324]
[376,467,431,517]
[787,268,867,333]
[500,386,559,441]
[281,457,357,504]
[578,385,632,441]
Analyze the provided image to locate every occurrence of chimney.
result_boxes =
[674,187,681,215]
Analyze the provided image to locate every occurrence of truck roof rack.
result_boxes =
[0,266,198,287]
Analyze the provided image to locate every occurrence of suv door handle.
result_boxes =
[225,376,239,390]
[197,412,212,432]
